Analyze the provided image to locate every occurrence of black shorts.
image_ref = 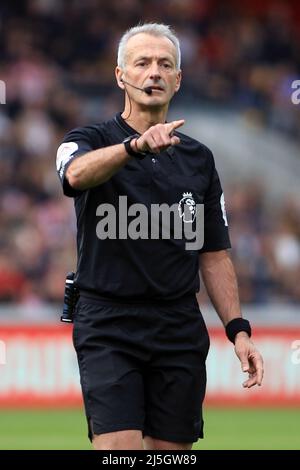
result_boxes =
[72,294,210,443]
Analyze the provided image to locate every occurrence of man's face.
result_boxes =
[116,33,182,107]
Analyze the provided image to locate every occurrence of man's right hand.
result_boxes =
[134,119,185,154]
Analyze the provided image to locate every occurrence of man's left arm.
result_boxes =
[199,249,264,388]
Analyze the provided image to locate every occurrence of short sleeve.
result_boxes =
[199,149,231,253]
[56,127,96,197]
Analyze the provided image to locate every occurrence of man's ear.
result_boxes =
[174,69,182,93]
[115,67,125,90]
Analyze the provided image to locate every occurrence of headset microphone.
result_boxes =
[143,86,153,95]
[121,78,153,95]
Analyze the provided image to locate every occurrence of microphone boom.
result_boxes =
[121,79,152,95]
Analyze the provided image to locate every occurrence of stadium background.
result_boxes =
[0,0,300,449]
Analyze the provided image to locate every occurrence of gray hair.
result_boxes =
[117,23,181,70]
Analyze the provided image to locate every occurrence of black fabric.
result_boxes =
[225,318,252,343]
[72,295,210,443]
[56,112,231,302]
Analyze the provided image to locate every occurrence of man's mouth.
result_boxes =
[148,86,164,92]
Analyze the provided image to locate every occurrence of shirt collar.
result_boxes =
[114,112,139,135]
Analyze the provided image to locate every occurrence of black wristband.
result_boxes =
[123,134,147,159]
[225,318,252,344]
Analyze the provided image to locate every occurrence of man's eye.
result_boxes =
[137,63,146,67]
[163,63,172,69]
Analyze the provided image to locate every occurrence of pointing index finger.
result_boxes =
[166,119,185,134]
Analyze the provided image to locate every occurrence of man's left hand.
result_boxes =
[234,332,264,388]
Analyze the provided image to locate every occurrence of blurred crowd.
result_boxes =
[0,0,300,305]
[199,184,300,305]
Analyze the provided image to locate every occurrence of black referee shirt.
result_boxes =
[56,112,231,301]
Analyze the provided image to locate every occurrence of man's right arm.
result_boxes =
[66,144,132,191]
[64,119,185,191]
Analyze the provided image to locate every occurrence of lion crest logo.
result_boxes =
[178,192,197,223]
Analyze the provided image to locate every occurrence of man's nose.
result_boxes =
[149,62,161,80]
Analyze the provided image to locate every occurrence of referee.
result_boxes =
[56,23,264,450]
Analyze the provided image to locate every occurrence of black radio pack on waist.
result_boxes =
[61,271,79,323]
